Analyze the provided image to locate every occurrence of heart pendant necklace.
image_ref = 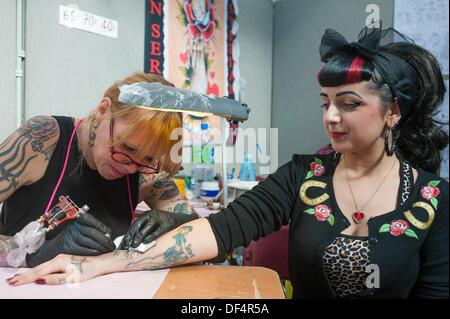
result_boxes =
[344,154,396,224]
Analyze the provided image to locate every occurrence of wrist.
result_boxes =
[92,250,140,275]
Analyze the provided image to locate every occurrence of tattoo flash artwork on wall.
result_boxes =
[144,0,240,143]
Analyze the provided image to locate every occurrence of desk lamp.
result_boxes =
[118,82,251,207]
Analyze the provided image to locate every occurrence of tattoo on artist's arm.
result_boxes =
[0,116,58,196]
[151,174,180,201]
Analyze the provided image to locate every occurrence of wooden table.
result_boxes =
[154,265,285,299]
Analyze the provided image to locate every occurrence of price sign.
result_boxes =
[59,5,118,38]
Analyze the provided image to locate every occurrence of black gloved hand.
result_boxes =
[119,209,199,250]
[26,213,115,267]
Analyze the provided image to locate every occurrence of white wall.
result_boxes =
[271,0,395,166]
[0,0,17,137]
[0,0,274,176]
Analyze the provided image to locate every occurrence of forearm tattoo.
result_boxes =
[70,256,88,273]
[120,225,195,270]
[171,202,198,215]
[0,116,58,195]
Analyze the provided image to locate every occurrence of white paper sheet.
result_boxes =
[0,267,169,299]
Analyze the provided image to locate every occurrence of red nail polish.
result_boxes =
[6,274,18,281]
[35,278,46,285]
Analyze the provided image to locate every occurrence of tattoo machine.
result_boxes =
[6,195,89,267]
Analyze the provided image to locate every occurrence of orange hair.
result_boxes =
[88,72,183,177]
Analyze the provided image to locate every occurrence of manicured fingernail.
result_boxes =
[35,279,46,285]
[6,274,19,281]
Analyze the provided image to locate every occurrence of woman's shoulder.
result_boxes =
[19,116,61,156]
[0,115,61,199]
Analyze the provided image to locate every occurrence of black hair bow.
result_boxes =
[318,22,420,120]
[320,26,382,63]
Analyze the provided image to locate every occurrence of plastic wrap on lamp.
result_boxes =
[118,82,250,121]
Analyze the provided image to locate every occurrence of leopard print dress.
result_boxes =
[322,159,413,298]
[323,235,370,298]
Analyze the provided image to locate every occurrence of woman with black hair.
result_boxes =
[9,24,449,299]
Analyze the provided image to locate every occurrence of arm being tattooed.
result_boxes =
[8,218,219,285]
[139,172,198,216]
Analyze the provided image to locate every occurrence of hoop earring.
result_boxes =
[385,127,396,156]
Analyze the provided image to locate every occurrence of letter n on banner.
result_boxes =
[145,0,165,75]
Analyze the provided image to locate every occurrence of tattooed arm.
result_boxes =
[0,116,59,267]
[0,116,59,202]
[138,172,198,216]
[8,218,218,285]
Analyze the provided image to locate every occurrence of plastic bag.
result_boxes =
[6,221,46,267]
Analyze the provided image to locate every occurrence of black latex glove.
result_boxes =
[26,213,115,267]
[119,209,199,250]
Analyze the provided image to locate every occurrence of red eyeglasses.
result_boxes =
[109,119,160,174]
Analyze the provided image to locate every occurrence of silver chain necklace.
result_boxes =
[343,154,396,223]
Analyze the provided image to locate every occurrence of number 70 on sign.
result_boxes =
[59,5,118,38]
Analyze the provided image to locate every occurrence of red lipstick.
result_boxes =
[331,132,346,139]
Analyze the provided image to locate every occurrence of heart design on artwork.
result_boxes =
[180,52,188,64]
[352,212,365,223]
[210,71,215,79]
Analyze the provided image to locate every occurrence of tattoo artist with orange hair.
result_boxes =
[0,73,198,268]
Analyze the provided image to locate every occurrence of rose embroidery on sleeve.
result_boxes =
[379,220,418,239]
[304,204,334,226]
[420,180,440,210]
[306,157,325,179]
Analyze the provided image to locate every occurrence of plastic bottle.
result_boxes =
[238,152,255,181]
[201,123,214,165]
[192,125,202,164]
[200,123,215,182]
[247,153,256,181]
[190,123,215,199]
[191,124,202,199]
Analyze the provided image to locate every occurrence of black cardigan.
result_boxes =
[207,153,449,298]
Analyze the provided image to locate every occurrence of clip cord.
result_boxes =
[43,118,135,223]
[127,174,135,222]
[44,118,84,214]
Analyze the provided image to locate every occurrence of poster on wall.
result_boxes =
[144,0,240,145]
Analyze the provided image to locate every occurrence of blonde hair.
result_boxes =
[87,73,183,177]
